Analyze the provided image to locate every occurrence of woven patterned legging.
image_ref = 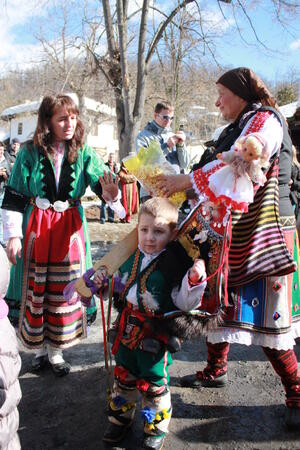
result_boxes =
[263,347,300,408]
[199,340,230,377]
[204,341,300,407]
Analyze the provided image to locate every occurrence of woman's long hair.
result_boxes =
[33,94,84,163]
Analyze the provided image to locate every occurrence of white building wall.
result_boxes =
[86,122,118,156]
[8,115,118,155]
[10,115,37,143]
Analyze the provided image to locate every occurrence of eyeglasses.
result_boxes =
[158,114,174,121]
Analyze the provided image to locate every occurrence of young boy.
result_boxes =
[94,197,207,450]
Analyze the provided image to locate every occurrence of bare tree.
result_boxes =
[150,6,221,131]
[94,0,195,160]
[34,0,112,132]
[93,0,300,159]
[1,0,300,154]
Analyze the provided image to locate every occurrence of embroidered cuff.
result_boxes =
[190,172,201,197]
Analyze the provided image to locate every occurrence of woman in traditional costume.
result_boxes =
[156,67,300,430]
[1,94,120,376]
[118,161,139,223]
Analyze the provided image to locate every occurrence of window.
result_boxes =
[17,122,23,135]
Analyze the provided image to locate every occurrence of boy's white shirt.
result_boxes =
[126,246,206,312]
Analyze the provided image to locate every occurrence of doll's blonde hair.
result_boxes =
[236,133,269,165]
[138,197,178,231]
[292,145,300,168]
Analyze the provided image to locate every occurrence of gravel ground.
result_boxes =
[17,217,300,450]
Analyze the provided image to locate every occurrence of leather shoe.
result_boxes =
[32,354,49,371]
[285,407,300,431]
[142,433,165,450]
[180,372,228,388]
[102,421,132,443]
[87,310,97,326]
[51,361,71,377]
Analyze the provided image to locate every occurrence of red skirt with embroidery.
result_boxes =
[18,206,86,349]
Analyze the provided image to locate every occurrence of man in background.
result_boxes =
[100,152,119,223]
[5,138,20,168]
[136,101,190,203]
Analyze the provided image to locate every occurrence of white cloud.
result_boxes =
[0,0,46,71]
[290,39,300,50]
[199,8,234,34]
[0,0,44,25]
[0,0,236,72]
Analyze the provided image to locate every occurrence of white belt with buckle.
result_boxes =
[35,197,70,212]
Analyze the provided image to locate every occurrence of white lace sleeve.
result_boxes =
[239,112,283,158]
[2,210,23,240]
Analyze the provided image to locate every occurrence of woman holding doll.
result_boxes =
[156,67,300,430]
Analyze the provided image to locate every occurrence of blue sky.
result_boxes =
[0,0,299,87]
[215,1,300,85]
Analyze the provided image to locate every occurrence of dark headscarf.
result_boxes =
[217,67,278,109]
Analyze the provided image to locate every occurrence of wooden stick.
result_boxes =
[75,227,138,297]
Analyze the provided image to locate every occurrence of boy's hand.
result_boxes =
[93,267,108,289]
[188,259,206,284]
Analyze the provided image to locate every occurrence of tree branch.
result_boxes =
[102,0,117,57]
[133,0,149,119]
[145,0,195,65]
[117,0,131,122]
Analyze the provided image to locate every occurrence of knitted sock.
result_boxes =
[197,340,230,379]
[263,347,300,408]
[47,346,65,365]
[35,345,47,358]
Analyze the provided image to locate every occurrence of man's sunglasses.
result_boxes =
[158,114,174,121]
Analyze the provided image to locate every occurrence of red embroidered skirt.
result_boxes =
[18,206,86,349]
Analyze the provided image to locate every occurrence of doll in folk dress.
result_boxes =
[166,132,272,321]
[193,132,270,212]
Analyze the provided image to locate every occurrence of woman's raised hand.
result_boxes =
[99,171,119,202]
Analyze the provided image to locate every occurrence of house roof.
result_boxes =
[1,100,41,119]
[279,101,299,119]
[0,93,116,120]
